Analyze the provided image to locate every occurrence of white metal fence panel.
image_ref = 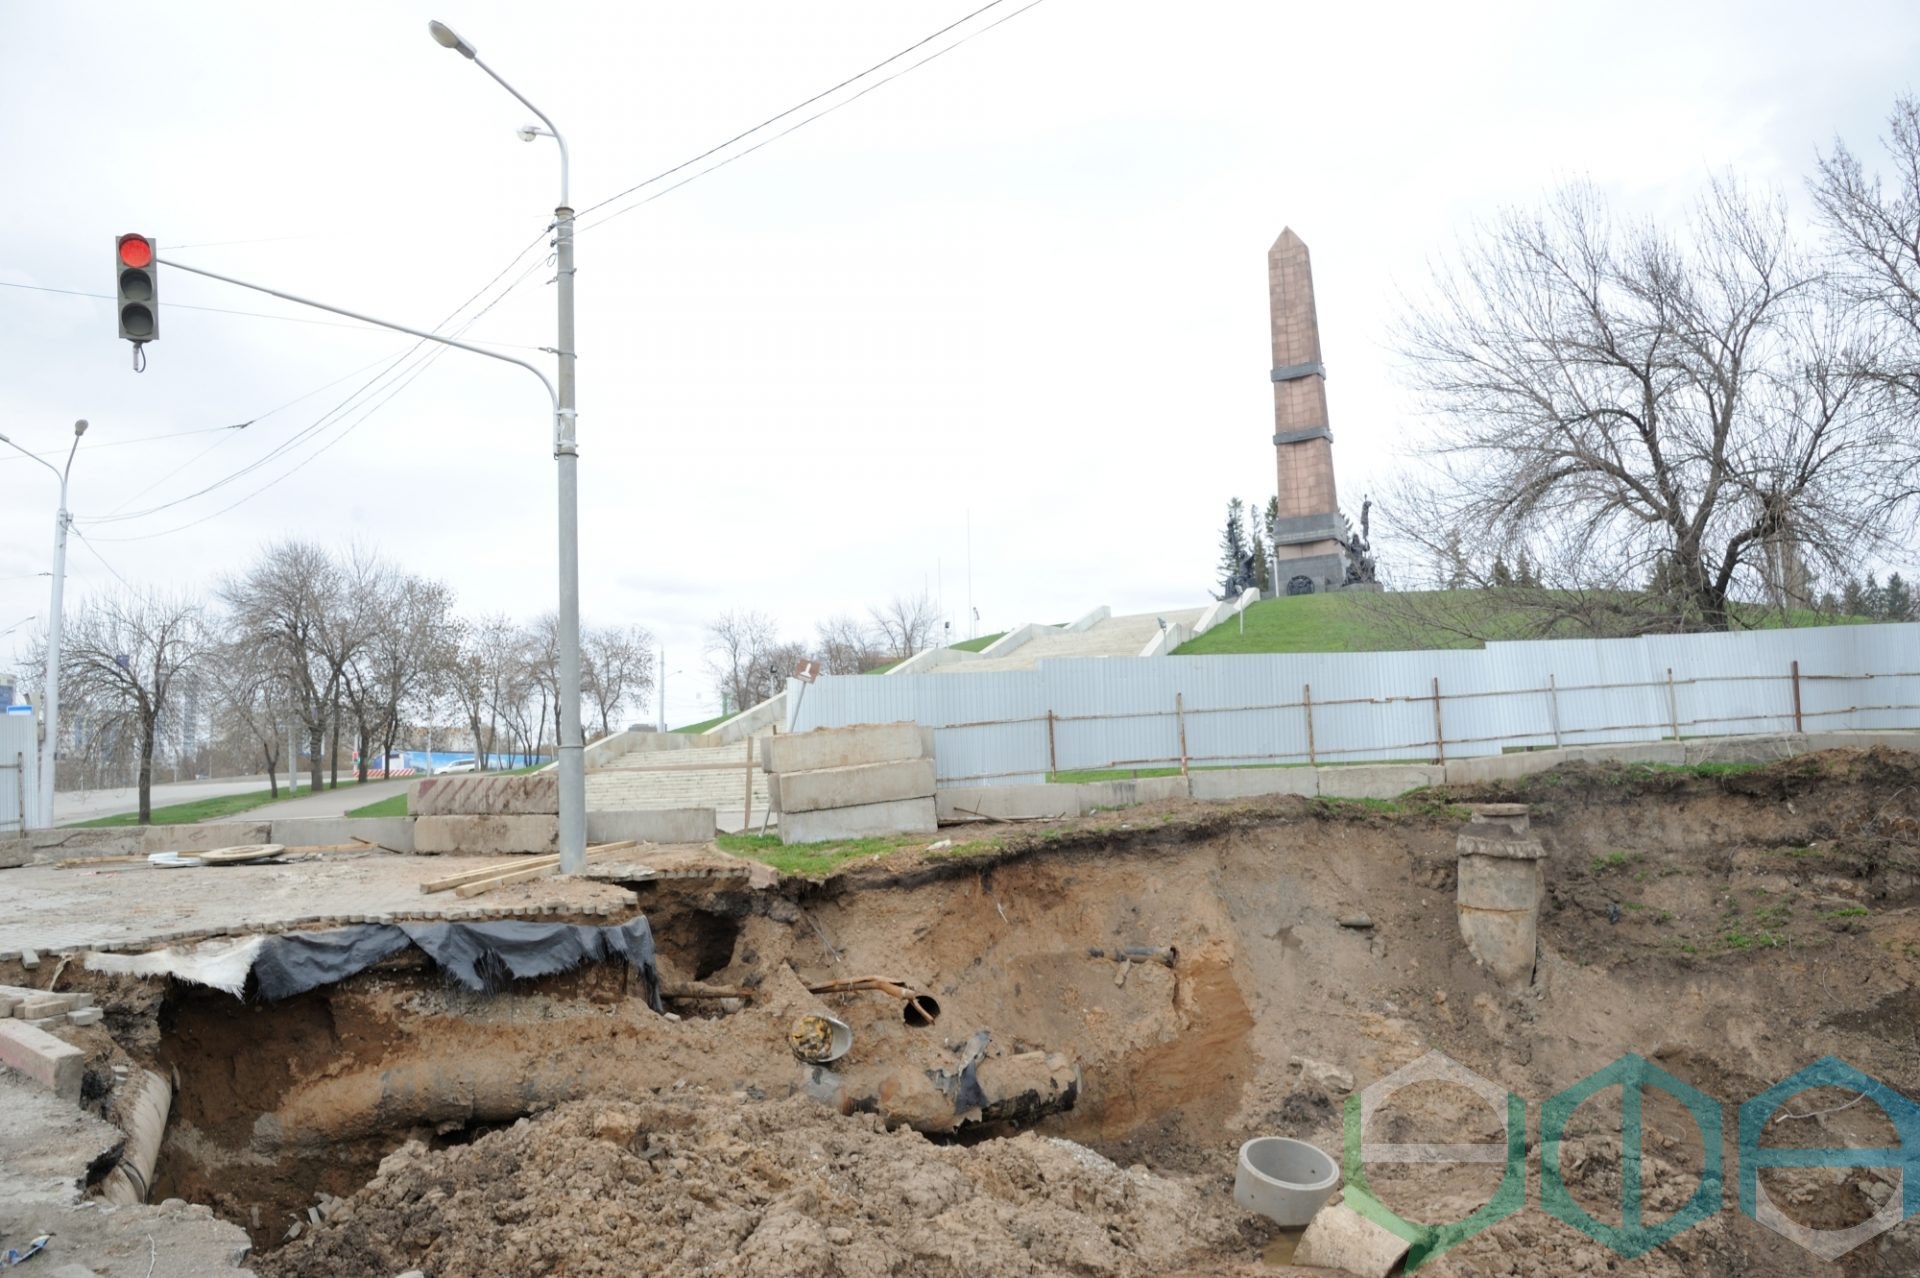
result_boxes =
[0,715,39,834]
[785,623,1920,788]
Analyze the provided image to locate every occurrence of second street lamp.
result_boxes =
[0,418,87,828]
[426,19,586,874]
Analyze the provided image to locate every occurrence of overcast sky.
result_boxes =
[3,0,1917,727]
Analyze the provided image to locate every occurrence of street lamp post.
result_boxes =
[428,20,586,874]
[0,419,88,828]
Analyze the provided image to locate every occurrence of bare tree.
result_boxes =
[218,541,339,791]
[1387,179,1910,632]
[582,623,657,738]
[60,591,204,823]
[869,590,941,659]
[1814,93,1920,511]
[705,610,781,716]
[205,640,292,796]
[814,613,877,675]
[346,572,457,781]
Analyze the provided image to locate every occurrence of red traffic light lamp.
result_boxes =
[116,233,158,343]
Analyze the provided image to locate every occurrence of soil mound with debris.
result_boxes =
[257,1093,1248,1278]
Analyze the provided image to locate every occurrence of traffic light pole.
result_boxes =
[152,255,590,870]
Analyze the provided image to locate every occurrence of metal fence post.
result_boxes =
[1666,668,1681,741]
[1431,676,1447,765]
[1791,660,1804,733]
[1302,684,1317,766]
[1047,710,1058,775]
[1547,674,1563,749]
[743,735,753,830]
[1175,692,1191,794]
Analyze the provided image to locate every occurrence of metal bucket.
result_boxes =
[1234,1136,1340,1226]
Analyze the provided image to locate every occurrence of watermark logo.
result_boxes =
[1539,1053,1723,1258]
[1337,1049,1916,1268]
[1341,1051,1526,1268]
[1738,1056,1920,1261]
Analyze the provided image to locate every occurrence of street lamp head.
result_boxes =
[73,419,88,437]
[427,20,477,59]
[517,125,546,142]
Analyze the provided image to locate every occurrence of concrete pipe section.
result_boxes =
[1233,1136,1341,1226]
[1454,803,1546,987]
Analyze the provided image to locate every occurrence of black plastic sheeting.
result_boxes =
[250,919,662,1011]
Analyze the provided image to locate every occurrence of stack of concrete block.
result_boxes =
[409,773,714,852]
[0,985,98,1031]
[761,723,937,844]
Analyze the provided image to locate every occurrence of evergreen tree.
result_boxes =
[1884,572,1914,622]
[1440,529,1468,589]
[1515,546,1539,588]
[1216,499,1252,600]
[1864,571,1885,619]
[1249,498,1272,595]
[1842,575,1866,617]
[1490,555,1514,588]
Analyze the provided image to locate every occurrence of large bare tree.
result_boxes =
[1386,179,1910,631]
[60,591,205,823]
[1814,92,1920,513]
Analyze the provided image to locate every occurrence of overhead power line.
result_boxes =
[574,0,1048,232]
[86,251,553,542]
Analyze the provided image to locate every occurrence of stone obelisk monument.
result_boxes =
[1267,228,1351,593]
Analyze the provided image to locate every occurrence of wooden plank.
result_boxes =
[448,841,641,899]
[421,854,561,894]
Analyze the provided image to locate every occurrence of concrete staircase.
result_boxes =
[936,608,1209,673]
[587,739,770,833]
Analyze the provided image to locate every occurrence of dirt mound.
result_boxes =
[257,1093,1251,1278]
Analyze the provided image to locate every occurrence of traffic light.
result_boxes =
[116,234,158,343]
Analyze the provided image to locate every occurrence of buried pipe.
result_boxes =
[99,1069,171,1206]
[1086,944,1177,968]
[676,975,941,1027]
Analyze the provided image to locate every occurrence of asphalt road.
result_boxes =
[52,774,415,824]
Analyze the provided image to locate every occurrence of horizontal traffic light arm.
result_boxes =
[153,255,571,456]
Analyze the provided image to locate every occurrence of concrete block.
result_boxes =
[66,1008,103,1027]
[586,808,716,845]
[0,995,16,1018]
[270,816,414,852]
[0,1018,85,1101]
[760,723,927,775]
[409,774,559,816]
[1,836,28,869]
[1189,767,1319,801]
[1561,741,1686,767]
[771,758,936,814]
[936,784,1081,823]
[19,995,75,1018]
[780,797,938,844]
[412,814,558,855]
[1808,731,1920,754]
[142,822,272,855]
[1683,734,1802,765]
[1443,751,1564,785]
[1074,777,1188,810]
[1317,764,1444,800]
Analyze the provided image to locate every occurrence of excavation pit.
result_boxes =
[7,748,1920,1276]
